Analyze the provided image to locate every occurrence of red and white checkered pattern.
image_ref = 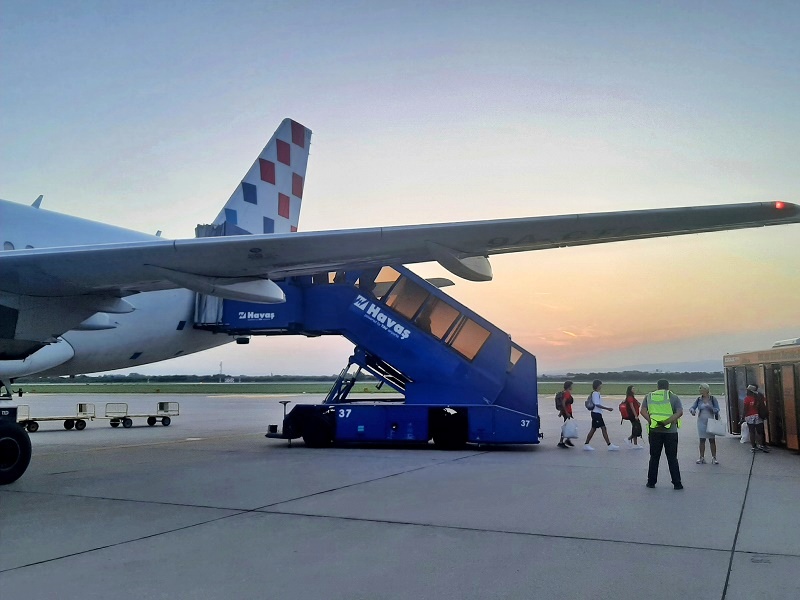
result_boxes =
[212,118,311,235]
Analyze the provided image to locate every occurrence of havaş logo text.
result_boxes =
[352,295,410,340]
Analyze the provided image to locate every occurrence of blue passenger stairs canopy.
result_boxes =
[195,265,540,446]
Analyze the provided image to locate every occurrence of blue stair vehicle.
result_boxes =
[196,266,540,448]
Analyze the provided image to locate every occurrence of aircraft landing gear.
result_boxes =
[0,421,32,485]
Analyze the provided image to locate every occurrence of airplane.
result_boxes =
[1,117,799,484]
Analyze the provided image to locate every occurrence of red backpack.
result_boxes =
[619,397,639,421]
[619,400,631,420]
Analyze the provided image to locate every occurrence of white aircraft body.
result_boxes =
[1,118,799,483]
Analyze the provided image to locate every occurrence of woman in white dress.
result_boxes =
[689,383,721,465]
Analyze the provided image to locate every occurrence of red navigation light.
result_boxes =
[775,201,786,209]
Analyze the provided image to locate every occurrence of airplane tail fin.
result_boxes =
[198,119,312,237]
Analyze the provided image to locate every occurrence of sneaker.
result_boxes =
[673,483,684,490]
[607,444,620,451]
[712,458,719,465]
[557,442,567,448]
[632,445,644,450]
[565,439,574,447]
[646,483,656,488]
[758,445,770,453]
[696,457,706,464]
[751,447,758,453]
[583,444,595,451]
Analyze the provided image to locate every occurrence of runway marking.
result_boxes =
[31,432,261,455]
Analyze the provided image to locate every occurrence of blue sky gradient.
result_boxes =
[2,1,798,375]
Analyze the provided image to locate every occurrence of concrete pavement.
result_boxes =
[1,393,798,599]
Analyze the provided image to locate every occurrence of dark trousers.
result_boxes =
[647,431,681,486]
[747,422,765,448]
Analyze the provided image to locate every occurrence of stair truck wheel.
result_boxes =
[26,421,39,433]
[63,419,74,430]
[110,420,120,428]
[0,421,32,485]
[147,417,156,426]
[75,419,87,431]
[122,418,133,429]
[161,416,171,426]
[302,416,333,448]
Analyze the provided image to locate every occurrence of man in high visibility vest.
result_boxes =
[641,379,684,489]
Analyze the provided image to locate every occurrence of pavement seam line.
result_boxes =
[251,450,491,510]
[0,451,491,573]
[721,449,756,600]
[0,511,246,574]
[253,508,751,555]
[0,450,490,512]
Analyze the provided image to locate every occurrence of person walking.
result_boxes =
[641,379,684,489]
[689,383,720,464]
[741,384,770,453]
[622,385,643,448]
[557,380,575,448]
[583,379,619,451]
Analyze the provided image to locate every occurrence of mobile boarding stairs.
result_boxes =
[196,266,540,448]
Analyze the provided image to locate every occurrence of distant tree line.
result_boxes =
[18,373,344,384]
[539,370,724,382]
[19,370,723,384]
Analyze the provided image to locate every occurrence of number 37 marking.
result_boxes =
[338,409,352,418]
[520,419,531,427]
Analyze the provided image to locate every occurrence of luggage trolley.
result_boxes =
[103,402,179,428]
[17,403,96,432]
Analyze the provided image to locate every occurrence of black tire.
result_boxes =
[110,420,120,428]
[147,417,156,426]
[161,416,171,427]
[0,421,32,485]
[122,418,133,429]
[302,416,333,448]
[64,419,75,430]
[75,419,87,431]
[27,421,39,433]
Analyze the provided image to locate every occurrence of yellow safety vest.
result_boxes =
[647,390,680,430]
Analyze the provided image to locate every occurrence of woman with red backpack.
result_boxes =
[621,385,643,448]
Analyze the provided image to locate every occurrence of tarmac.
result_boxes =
[1,393,798,600]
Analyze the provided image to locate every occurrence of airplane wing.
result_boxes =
[1,201,798,300]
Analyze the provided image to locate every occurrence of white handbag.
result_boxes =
[561,420,579,439]
[706,418,726,436]
[740,424,750,443]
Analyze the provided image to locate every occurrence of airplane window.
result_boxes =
[447,317,491,361]
[3,241,14,250]
[384,276,430,319]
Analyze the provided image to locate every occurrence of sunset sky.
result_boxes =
[2,1,798,375]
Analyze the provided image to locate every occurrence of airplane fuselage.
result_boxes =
[0,200,231,377]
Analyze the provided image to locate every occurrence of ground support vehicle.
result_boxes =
[724,339,800,452]
[196,266,540,448]
[16,403,95,432]
[100,402,179,428]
